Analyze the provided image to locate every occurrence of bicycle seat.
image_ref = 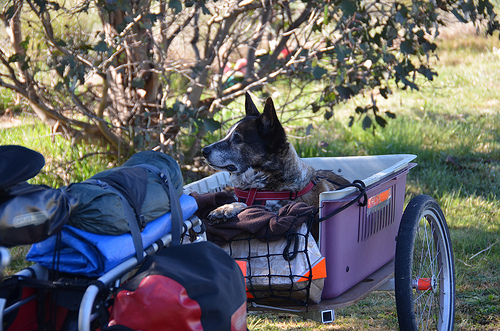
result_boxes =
[0,145,45,189]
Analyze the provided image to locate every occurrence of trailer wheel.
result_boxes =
[395,195,455,331]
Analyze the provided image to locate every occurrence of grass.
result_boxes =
[0,116,115,187]
[1,26,500,330]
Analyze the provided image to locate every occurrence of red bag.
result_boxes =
[108,241,247,331]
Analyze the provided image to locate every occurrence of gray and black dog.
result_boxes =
[202,93,350,223]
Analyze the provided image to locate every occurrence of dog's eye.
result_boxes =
[232,133,243,144]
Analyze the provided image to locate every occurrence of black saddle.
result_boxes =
[0,145,45,190]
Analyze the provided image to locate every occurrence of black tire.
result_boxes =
[395,195,455,331]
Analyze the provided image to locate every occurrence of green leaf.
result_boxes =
[5,5,16,20]
[94,40,109,53]
[395,11,406,24]
[169,0,182,14]
[385,111,396,119]
[19,37,30,52]
[131,77,145,89]
[200,3,210,15]
[162,107,175,117]
[418,66,438,81]
[55,63,66,77]
[8,54,20,63]
[335,45,350,63]
[355,106,366,114]
[311,103,321,113]
[146,13,161,24]
[375,115,387,128]
[324,110,333,120]
[400,77,419,91]
[400,40,414,55]
[340,0,357,17]
[54,82,64,91]
[312,65,327,80]
[56,39,67,47]
[348,116,355,127]
[203,118,221,132]
[324,91,336,102]
[323,5,329,25]
[422,41,437,53]
[451,9,468,23]
[336,85,354,100]
[21,58,30,71]
[380,87,389,99]
[49,1,60,10]
[34,0,48,12]
[362,115,372,130]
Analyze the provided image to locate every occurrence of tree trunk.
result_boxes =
[99,0,160,134]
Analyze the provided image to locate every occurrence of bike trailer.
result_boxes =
[185,153,456,330]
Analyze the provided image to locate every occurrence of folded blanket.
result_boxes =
[26,194,198,277]
[190,191,318,243]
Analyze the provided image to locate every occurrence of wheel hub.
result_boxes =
[413,276,437,293]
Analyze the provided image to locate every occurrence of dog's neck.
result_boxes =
[229,143,314,192]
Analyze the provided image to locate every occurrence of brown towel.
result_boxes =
[190,191,317,243]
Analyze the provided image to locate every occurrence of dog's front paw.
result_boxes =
[207,202,247,224]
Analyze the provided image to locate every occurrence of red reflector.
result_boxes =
[416,278,432,291]
[367,188,392,209]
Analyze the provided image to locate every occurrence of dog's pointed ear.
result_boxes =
[245,92,260,117]
[259,97,287,149]
[261,97,280,128]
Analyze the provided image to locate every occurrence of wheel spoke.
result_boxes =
[395,196,455,331]
[416,288,435,330]
[413,215,442,329]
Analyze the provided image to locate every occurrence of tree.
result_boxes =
[0,0,498,161]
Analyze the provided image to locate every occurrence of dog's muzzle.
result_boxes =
[202,145,238,172]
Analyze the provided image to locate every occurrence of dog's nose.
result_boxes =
[202,146,210,158]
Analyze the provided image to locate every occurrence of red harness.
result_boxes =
[234,181,315,206]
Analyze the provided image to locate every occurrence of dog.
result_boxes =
[202,92,350,223]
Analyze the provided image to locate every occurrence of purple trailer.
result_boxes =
[185,154,456,330]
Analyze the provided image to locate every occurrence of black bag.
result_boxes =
[0,146,75,247]
[107,241,247,331]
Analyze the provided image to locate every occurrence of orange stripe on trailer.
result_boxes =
[235,260,247,276]
[235,260,255,298]
[297,258,327,282]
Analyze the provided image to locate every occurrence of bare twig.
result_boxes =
[469,241,499,260]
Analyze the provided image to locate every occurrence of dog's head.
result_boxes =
[202,93,288,175]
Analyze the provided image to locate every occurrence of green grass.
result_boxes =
[1,26,500,330]
[0,116,115,187]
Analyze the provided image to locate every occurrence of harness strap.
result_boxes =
[136,164,183,247]
[234,181,315,206]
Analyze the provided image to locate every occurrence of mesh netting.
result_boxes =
[212,214,324,305]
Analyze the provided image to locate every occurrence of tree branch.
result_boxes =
[257,2,314,77]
